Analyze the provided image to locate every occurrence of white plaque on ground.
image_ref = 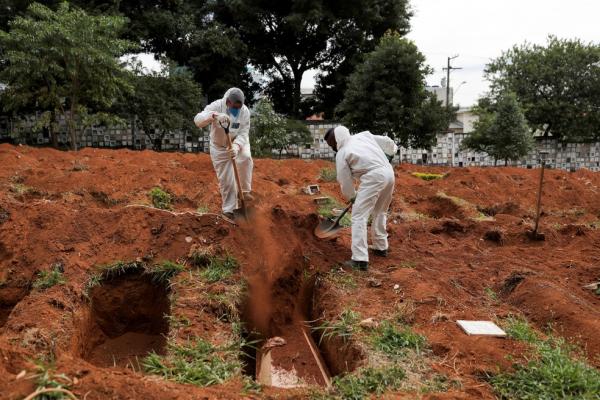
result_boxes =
[457,320,507,337]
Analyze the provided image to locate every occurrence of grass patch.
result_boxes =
[29,361,74,399]
[319,167,337,182]
[143,338,242,387]
[324,268,358,291]
[313,309,360,345]
[145,260,186,284]
[197,204,210,214]
[492,317,600,399]
[484,287,499,302]
[33,264,66,290]
[399,261,417,269]
[149,187,172,210]
[392,299,417,325]
[371,321,427,356]
[9,183,35,195]
[333,365,406,400]
[318,197,351,227]
[202,255,239,283]
[411,172,445,181]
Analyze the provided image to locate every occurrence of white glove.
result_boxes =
[213,113,230,126]
[228,143,240,159]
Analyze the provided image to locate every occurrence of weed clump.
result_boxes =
[411,172,445,181]
[371,321,427,356]
[333,365,406,399]
[189,246,239,283]
[313,309,360,345]
[33,264,66,290]
[149,187,172,210]
[143,338,242,387]
[492,317,600,399]
[319,167,337,182]
[318,197,351,227]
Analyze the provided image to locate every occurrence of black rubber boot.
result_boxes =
[344,260,368,271]
[372,248,388,257]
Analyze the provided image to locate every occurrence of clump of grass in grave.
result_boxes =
[371,321,427,357]
[33,264,66,290]
[312,309,360,345]
[9,182,34,195]
[484,287,499,302]
[552,222,563,230]
[28,361,74,399]
[146,260,186,284]
[97,260,143,279]
[399,261,417,269]
[324,267,358,291]
[167,314,191,329]
[491,317,600,399]
[205,282,246,323]
[411,172,445,181]
[420,374,459,394]
[474,211,495,222]
[436,191,468,207]
[401,211,431,222]
[149,187,172,210]
[318,197,351,227]
[392,299,417,325]
[319,167,337,182]
[142,338,242,387]
[333,365,406,400]
[242,376,262,394]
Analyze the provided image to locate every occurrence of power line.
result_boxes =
[442,55,462,108]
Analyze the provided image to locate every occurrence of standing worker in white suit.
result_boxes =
[324,126,396,270]
[194,88,254,219]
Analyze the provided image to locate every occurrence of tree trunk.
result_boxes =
[292,72,303,117]
[50,111,58,149]
[494,159,498,166]
[68,118,77,151]
[504,158,508,166]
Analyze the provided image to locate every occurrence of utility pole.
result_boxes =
[443,55,462,167]
[443,55,462,109]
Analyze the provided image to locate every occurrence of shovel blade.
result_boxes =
[314,219,344,239]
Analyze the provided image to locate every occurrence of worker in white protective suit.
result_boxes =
[194,88,253,219]
[324,126,397,270]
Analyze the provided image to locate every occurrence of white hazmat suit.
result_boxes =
[334,126,396,262]
[194,89,253,214]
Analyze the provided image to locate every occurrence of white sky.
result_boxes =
[139,1,600,108]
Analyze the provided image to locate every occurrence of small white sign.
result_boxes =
[457,320,507,337]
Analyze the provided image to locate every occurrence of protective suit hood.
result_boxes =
[223,87,245,105]
[334,126,351,150]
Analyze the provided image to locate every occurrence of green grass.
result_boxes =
[371,321,427,356]
[333,365,406,400]
[30,361,74,399]
[33,264,66,290]
[200,255,239,283]
[9,183,34,195]
[143,338,242,387]
[146,260,186,284]
[318,197,351,227]
[491,317,600,399]
[484,287,499,302]
[399,261,417,269]
[325,268,358,291]
[197,204,210,214]
[149,187,172,210]
[411,172,445,181]
[319,167,337,182]
[313,309,360,345]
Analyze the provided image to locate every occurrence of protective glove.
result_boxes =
[228,143,240,159]
[213,113,231,126]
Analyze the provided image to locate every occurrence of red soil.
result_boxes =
[1,143,599,399]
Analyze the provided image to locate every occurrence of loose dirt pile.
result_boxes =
[1,144,599,399]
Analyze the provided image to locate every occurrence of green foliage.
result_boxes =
[313,309,360,345]
[33,264,65,290]
[143,338,241,387]
[484,287,499,302]
[371,321,427,356]
[31,361,74,400]
[200,255,239,283]
[118,60,202,151]
[462,92,533,165]
[486,36,600,142]
[145,261,186,284]
[249,98,312,157]
[319,168,337,182]
[411,172,445,181]
[333,365,406,400]
[318,197,351,227]
[149,187,172,210]
[492,318,600,399]
[0,2,137,150]
[216,0,412,116]
[338,31,455,148]
[325,268,358,291]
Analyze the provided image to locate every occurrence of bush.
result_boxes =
[149,187,172,210]
[371,321,427,356]
[411,172,445,181]
[33,264,65,290]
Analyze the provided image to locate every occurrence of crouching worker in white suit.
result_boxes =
[194,88,253,219]
[324,126,397,270]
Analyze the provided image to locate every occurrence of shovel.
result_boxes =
[314,202,352,239]
[219,119,249,221]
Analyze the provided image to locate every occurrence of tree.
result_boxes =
[462,92,533,165]
[250,98,312,158]
[214,0,411,117]
[486,36,600,142]
[118,61,203,151]
[337,31,454,148]
[0,2,136,150]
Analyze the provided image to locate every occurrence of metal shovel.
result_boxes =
[314,202,352,239]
